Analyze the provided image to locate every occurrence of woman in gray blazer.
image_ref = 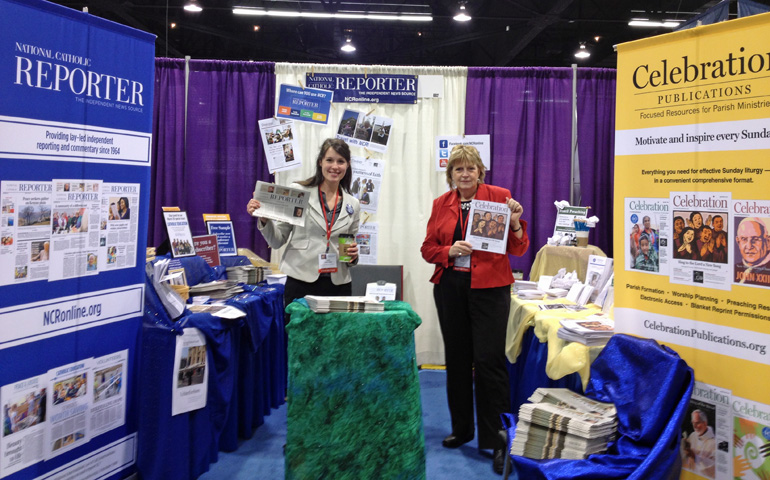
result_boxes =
[247,138,361,309]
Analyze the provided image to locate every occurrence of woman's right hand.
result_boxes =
[449,241,473,258]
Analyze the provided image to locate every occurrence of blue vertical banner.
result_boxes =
[0,1,153,479]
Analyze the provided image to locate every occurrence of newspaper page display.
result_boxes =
[680,381,731,480]
[48,180,103,281]
[434,135,491,171]
[0,374,47,478]
[252,181,309,227]
[624,198,670,275]
[172,328,208,416]
[162,211,196,258]
[0,180,52,285]
[670,192,732,290]
[258,117,301,173]
[98,183,139,272]
[336,109,393,153]
[732,396,770,480]
[356,221,378,265]
[350,156,384,213]
[464,200,510,254]
[732,199,770,288]
[89,350,127,438]
[46,359,91,459]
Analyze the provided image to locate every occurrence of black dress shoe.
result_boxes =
[442,433,474,448]
[493,448,505,475]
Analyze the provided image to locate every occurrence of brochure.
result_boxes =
[258,117,301,173]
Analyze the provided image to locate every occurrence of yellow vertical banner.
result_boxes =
[615,13,770,480]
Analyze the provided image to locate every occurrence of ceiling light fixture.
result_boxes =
[453,4,471,22]
[341,37,356,53]
[628,18,681,28]
[253,25,260,32]
[574,43,590,59]
[170,22,177,29]
[184,2,202,13]
[232,7,432,22]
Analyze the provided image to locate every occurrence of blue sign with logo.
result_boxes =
[277,84,333,125]
[305,73,418,104]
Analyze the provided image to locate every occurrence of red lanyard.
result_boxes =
[459,202,470,240]
[319,186,340,250]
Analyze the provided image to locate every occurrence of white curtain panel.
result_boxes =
[274,63,468,365]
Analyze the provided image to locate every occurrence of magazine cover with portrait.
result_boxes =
[624,198,669,275]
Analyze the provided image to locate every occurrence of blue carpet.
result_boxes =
[200,370,515,479]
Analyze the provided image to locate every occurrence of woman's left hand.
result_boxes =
[506,197,524,223]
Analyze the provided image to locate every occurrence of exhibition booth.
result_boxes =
[1,1,769,480]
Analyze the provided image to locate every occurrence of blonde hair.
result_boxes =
[445,145,486,189]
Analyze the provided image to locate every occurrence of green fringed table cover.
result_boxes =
[285,300,426,480]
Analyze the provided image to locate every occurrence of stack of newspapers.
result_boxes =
[226,265,263,284]
[514,281,546,300]
[305,295,385,313]
[511,388,617,460]
[557,315,615,346]
[188,280,244,299]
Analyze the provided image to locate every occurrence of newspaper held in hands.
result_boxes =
[252,181,309,227]
[464,199,510,255]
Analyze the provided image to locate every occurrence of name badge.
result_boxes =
[318,253,338,273]
[453,254,471,272]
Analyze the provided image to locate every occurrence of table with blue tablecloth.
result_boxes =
[506,294,607,414]
[137,255,286,479]
[284,300,425,480]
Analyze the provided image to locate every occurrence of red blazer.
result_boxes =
[421,183,530,289]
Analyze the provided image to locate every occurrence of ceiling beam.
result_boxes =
[496,0,575,66]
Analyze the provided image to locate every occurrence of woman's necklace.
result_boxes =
[460,200,471,211]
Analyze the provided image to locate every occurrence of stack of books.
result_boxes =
[511,388,617,460]
[226,265,263,284]
[557,315,615,346]
[188,280,244,299]
[304,295,384,313]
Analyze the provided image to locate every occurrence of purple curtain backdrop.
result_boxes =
[150,58,186,249]
[466,67,574,278]
[150,59,275,260]
[577,68,616,258]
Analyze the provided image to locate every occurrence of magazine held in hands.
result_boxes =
[465,200,510,255]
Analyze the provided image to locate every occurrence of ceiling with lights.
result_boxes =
[46,0,765,68]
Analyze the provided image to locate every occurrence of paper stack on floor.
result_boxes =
[557,314,614,346]
[305,295,384,313]
[511,388,617,460]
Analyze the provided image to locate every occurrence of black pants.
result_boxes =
[283,275,352,322]
[433,269,510,450]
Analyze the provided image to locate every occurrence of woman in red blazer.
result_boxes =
[421,145,529,474]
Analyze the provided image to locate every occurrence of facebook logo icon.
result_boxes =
[439,140,448,148]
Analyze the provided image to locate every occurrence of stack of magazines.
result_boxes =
[188,280,244,299]
[226,265,263,284]
[511,388,618,460]
[304,295,384,313]
[557,315,615,346]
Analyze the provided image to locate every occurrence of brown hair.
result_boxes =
[445,145,486,189]
[298,138,352,193]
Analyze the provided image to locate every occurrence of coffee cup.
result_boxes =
[338,234,355,262]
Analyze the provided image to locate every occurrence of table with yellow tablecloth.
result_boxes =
[528,244,606,282]
[505,294,609,413]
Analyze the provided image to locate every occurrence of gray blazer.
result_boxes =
[258,184,360,284]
